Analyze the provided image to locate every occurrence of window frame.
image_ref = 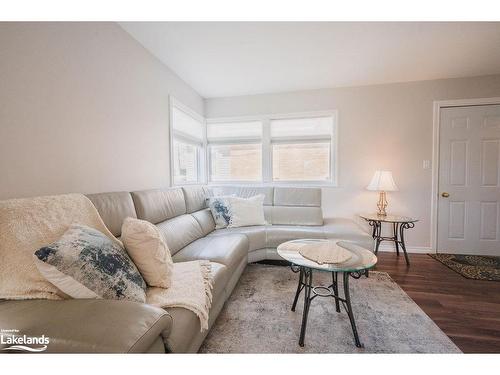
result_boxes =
[169,97,207,186]
[206,110,338,187]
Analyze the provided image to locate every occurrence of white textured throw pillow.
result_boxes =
[121,217,173,288]
[227,194,267,228]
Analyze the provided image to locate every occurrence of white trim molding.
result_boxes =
[431,96,500,252]
[377,244,432,254]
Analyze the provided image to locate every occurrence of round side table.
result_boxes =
[277,239,377,348]
[359,214,418,266]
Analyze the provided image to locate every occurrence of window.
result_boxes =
[270,116,334,182]
[172,140,198,183]
[170,99,205,185]
[207,121,263,182]
[170,108,337,186]
[272,142,330,181]
[205,113,337,185]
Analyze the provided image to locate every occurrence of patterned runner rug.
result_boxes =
[429,253,500,281]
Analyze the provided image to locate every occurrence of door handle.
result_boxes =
[441,192,450,198]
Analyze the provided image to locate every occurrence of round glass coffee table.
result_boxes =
[277,239,377,348]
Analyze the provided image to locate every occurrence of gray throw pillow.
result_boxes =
[33,224,146,302]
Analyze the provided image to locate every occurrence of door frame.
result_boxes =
[431,97,500,252]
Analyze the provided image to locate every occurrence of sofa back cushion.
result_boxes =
[273,187,321,207]
[191,208,216,236]
[156,214,205,255]
[131,188,186,224]
[271,187,323,226]
[182,186,209,213]
[269,206,323,225]
[86,192,137,237]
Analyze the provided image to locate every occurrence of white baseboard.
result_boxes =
[377,244,433,254]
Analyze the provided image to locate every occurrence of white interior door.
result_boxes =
[438,104,500,256]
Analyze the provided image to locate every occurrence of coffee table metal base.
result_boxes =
[290,265,365,348]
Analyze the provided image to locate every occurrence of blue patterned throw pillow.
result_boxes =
[207,196,233,229]
[34,224,147,302]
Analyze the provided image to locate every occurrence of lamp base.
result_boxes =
[376,191,388,216]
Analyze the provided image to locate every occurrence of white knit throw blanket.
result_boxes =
[0,193,122,300]
[146,260,213,331]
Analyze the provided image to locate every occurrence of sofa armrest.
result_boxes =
[0,299,172,353]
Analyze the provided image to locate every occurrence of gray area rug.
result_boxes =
[200,264,461,353]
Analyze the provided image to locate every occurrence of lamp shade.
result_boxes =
[367,170,398,191]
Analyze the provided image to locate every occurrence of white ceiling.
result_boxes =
[119,22,500,98]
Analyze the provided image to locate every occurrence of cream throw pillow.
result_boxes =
[227,194,267,228]
[121,217,173,288]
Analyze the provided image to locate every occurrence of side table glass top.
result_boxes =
[277,238,377,272]
[359,213,418,223]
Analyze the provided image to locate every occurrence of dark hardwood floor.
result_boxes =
[374,252,500,353]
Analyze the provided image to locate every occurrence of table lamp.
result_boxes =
[367,170,398,216]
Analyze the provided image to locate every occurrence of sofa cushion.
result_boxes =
[208,226,267,252]
[156,214,204,255]
[273,187,321,207]
[163,262,227,353]
[191,208,216,236]
[86,192,137,237]
[131,188,186,224]
[182,186,209,213]
[269,206,323,226]
[266,225,325,248]
[172,234,248,273]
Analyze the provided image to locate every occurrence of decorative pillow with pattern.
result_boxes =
[33,224,146,302]
[207,196,233,229]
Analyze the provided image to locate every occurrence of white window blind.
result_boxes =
[170,100,205,185]
[172,106,204,144]
[172,140,199,184]
[270,116,334,182]
[270,116,333,139]
[207,120,263,182]
[207,121,262,141]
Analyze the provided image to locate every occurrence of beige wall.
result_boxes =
[2,22,500,249]
[0,22,204,200]
[206,75,500,249]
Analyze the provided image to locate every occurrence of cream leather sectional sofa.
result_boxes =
[0,185,373,353]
